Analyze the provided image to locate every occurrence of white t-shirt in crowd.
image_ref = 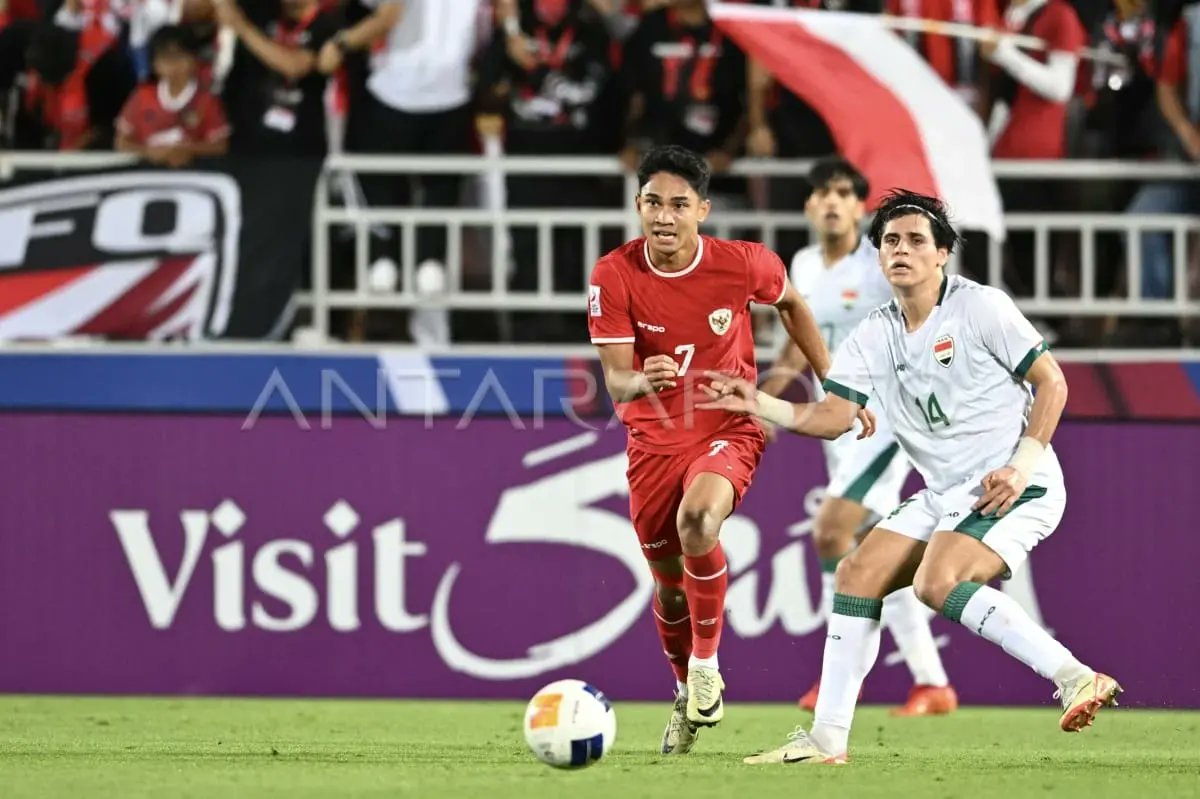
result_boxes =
[365,0,485,114]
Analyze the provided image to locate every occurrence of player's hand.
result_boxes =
[973,466,1027,517]
[641,354,679,392]
[855,407,876,440]
[696,371,758,415]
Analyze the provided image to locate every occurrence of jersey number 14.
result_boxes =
[915,392,951,431]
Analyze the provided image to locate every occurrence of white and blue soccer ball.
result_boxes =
[522,679,617,769]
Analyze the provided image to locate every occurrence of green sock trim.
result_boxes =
[832,593,883,620]
[819,555,845,574]
[942,582,984,623]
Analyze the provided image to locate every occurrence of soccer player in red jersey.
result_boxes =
[588,145,857,754]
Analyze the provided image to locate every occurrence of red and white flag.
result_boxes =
[711,3,1004,240]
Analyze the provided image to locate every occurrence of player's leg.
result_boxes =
[913,485,1120,732]
[850,451,955,716]
[647,555,702,755]
[813,496,867,616]
[810,528,927,757]
[745,493,937,764]
[647,556,691,689]
[674,430,766,727]
[882,584,957,716]
[626,447,700,753]
[797,495,868,710]
[813,441,954,715]
[675,470,735,726]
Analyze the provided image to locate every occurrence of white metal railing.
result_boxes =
[2,152,1198,347]
[305,155,1200,343]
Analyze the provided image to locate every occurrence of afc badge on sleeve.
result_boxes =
[589,285,602,317]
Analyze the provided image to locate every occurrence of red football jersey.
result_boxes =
[588,235,786,453]
[991,0,1085,159]
[116,82,230,148]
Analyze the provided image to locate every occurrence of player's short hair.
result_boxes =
[867,189,963,254]
[807,156,868,200]
[150,25,197,58]
[636,145,712,199]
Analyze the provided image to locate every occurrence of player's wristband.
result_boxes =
[1007,436,1045,480]
[755,391,795,430]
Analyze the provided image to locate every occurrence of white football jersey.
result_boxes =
[823,275,1059,494]
[789,236,895,357]
[790,237,899,450]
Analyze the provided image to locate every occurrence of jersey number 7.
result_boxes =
[674,343,695,376]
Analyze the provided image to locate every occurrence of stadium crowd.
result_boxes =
[0,0,1195,345]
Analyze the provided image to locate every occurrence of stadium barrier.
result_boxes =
[1,152,1197,344]
[0,348,1197,707]
[303,154,1200,343]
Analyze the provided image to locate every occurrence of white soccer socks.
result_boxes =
[811,594,882,756]
[943,582,1089,687]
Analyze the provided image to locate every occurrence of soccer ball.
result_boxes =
[522,679,617,769]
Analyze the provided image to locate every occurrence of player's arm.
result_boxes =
[718,320,877,438]
[973,292,1068,516]
[773,280,831,383]
[748,247,831,383]
[758,338,808,398]
[595,343,677,402]
[698,372,868,441]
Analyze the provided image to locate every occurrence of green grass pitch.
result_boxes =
[2,696,1198,798]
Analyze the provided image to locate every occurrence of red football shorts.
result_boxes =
[626,424,766,562]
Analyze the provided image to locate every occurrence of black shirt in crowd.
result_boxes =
[478,8,616,155]
[621,8,747,156]
[223,1,340,157]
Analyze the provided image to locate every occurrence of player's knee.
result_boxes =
[676,505,720,555]
[813,513,853,554]
[833,551,870,595]
[911,567,957,612]
[656,583,688,617]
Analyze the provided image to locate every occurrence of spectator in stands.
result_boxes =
[115,24,229,166]
[335,0,485,277]
[887,0,998,115]
[1081,0,1161,159]
[1124,2,1200,301]
[620,0,748,202]
[19,1,135,150]
[477,0,620,340]
[984,0,1086,161]
[583,0,641,41]
[977,0,1086,305]
[212,0,341,156]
